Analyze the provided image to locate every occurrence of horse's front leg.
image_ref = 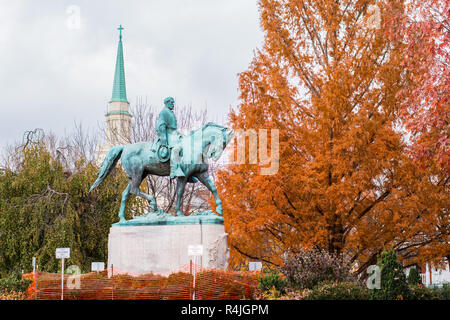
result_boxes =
[195,172,222,215]
[175,177,187,216]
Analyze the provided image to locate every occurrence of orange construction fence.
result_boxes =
[23,263,260,300]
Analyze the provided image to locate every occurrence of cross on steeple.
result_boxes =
[118,24,124,41]
[111,25,128,103]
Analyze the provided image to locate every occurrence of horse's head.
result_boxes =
[202,122,234,161]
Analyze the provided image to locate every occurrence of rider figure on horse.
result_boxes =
[156,97,185,178]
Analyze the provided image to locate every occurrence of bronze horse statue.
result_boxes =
[89,122,234,223]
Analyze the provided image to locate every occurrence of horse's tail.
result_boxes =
[89,145,124,192]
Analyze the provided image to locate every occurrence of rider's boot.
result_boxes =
[170,163,185,179]
[170,145,185,178]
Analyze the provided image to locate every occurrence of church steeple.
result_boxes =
[110,25,128,103]
[97,25,132,165]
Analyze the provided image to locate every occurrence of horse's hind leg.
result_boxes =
[118,183,131,223]
[175,177,187,217]
[195,172,223,215]
[129,174,157,212]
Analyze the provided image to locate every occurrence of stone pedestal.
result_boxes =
[107,223,229,275]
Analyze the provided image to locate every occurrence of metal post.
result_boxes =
[189,260,193,299]
[32,257,36,300]
[199,221,203,268]
[61,258,65,300]
[111,264,114,300]
[193,256,196,300]
[36,264,38,300]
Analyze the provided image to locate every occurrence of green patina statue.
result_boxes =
[155,96,185,178]
[89,97,234,225]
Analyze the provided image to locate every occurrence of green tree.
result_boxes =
[407,267,422,286]
[0,144,134,276]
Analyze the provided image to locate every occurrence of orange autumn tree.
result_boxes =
[217,0,449,274]
[398,0,449,172]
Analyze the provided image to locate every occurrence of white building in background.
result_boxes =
[97,25,132,165]
[420,262,450,288]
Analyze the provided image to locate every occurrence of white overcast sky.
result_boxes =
[0,0,264,146]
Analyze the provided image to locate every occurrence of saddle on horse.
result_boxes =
[150,132,182,163]
[150,133,199,183]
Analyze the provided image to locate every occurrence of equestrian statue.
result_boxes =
[89,97,234,223]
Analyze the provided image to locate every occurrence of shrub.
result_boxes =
[0,288,26,300]
[409,284,443,300]
[281,248,355,290]
[306,281,370,300]
[440,283,450,299]
[370,250,410,300]
[407,267,422,286]
[258,271,287,293]
[0,271,31,293]
[256,287,310,300]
